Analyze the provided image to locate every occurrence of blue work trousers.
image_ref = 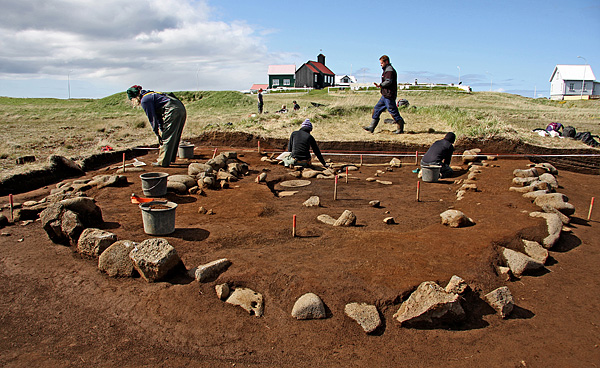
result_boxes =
[372,96,404,123]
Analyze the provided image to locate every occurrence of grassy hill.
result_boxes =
[0,89,598,175]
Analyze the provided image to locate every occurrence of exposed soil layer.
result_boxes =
[1,143,599,367]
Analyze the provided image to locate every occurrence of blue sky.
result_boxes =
[0,0,598,99]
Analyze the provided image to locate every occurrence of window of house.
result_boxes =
[273,79,279,86]
[314,75,318,83]
[569,83,575,92]
[283,79,290,86]
[582,82,587,91]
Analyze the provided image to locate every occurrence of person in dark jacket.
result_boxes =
[127,85,187,167]
[257,88,264,114]
[364,55,406,134]
[284,119,328,168]
[420,132,456,178]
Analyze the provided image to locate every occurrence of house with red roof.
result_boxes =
[295,54,335,89]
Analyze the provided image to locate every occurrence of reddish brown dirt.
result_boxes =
[1,147,599,367]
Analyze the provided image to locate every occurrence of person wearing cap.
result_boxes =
[284,119,328,168]
[257,88,264,114]
[126,85,187,167]
[420,132,456,178]
[364,55,406,134]
[292,100,300,111]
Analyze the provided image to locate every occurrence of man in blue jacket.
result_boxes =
[127,85,187,167]
[364,55,406,134]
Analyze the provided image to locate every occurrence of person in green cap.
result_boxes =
[126,85,187,167]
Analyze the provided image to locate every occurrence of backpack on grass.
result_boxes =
[563,126,576,138]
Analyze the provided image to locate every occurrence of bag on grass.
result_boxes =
[563,126,576,138]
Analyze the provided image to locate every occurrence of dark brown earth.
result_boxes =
[1,142,599,367]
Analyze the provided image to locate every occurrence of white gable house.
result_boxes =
[550,64,599,100]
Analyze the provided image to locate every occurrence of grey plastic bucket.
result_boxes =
[139,201,177,235]
[140,172,168,197]
[178,144,195,159]
[421,165,441,182]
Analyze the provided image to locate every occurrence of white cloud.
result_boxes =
[0,0,273,96]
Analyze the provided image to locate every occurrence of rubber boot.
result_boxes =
[363,118,379,133]
[393,120,405,134]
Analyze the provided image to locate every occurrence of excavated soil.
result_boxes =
[1,142,599,367]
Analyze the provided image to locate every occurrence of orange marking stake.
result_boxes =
[257,141,261,154]
[212,147,218,159]
[292,214,297,237]
[360,154,363,167]
[415,150,419,165]
[122,153,126,172]
[588,197,595,220]
[345,167,348,184]
[334,175,338,200]
[9,194,14,222]
[416,181,421,202]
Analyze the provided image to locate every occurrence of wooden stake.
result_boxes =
[334,175,338,200]
[416,181,421,202]
[345,167,348,184]
[588,197,595,220]
[257,141,261,154]
[9,194,14,222]
[292,214,297,237]
[360,154,363,167]
[122,153,126,172]
[415,150,419,165]
[212,147,218,159]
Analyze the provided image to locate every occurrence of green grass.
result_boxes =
[0,90,598,176]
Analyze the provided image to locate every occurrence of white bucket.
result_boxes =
[421,165,441,182]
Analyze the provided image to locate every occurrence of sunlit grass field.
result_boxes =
[1,89,598,177]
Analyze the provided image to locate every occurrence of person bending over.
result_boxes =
[420,132,456,178]
[284,119,328,168]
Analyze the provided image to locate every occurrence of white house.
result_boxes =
[550,64,599,100]
[334,75,357,87]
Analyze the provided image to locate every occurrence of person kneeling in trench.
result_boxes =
[420,132,456,178]
[283,119,328,169]
[127,85,187,167]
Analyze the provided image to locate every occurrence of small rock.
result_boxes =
[389,158,402,167]
[278,191,298,197]
[365,177,376,182]
[501,247,544,276]
[193,258,232,282]
[333,210,356,227]
[215,283,230,301]
[344,303,381,334]
[255,172,267,183]
[198,206,207,214]
[497,266,512,281]
[303,196,320,207]
[369,200,381,207]
[376,180,393,185]
[484,286,514,319]
[98,240,137,277]
[393,281,465,327]
[383,217,395,224]
[440,210,475,228]
[292,293,326,320]
[226,287,264,317]
[129,238,181,283]
[77,228,117,257]
[522,239,548,264]
[445,275,468,294]
[317,214,336,225]
[301,170,321,178]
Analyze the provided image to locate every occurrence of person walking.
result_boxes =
[420,132,456,178]
[127,85,187,167]
[257,88,264,114]
[364,55,406,134]
[283,119,328,168]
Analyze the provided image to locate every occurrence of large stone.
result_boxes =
[333,210,356,227]
[393,281,465,327]
[540,204,570,224]
[215,283,230,300]
[226,287,264,317]
[59,197,103,226]
[206,154,227,170]
[188,163,213,177]
[344,303,381,334]
[301,169,321,178]
[77,228,117,257]
[484,286,514,319]
[389,158,402,167]
[192,258,232,282]
[48,155,84,177]
[522,190,549,201]
[535,163,558,175]
[292,293,327,320]
[522,239,548,264]
[534,193,575,216]
[538,173,558,191]
[513,168,540,178]
[60,210,85,246]
[303,196,321,207]
[129,238,181,282]
[317,214,336,225]
[512,177,538,186]
[98,240,137,277]
[529,212,563,248]
[89,175,127,189]
[168,174,197,188]
[501,247,544,276]
[440,210,475,228]
[167,181,188,194]
[0,214,8,228]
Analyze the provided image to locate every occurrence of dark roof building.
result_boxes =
[295,54,335,89]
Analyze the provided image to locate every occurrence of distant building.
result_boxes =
[550,64,599,100]
[335,75,357,87]
[250,84,268,92]
[295,54,335,89]
[267,65,296,89]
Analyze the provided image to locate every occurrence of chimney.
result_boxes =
[318,54,325,65]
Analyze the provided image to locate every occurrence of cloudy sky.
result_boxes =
[0,0,598,98]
